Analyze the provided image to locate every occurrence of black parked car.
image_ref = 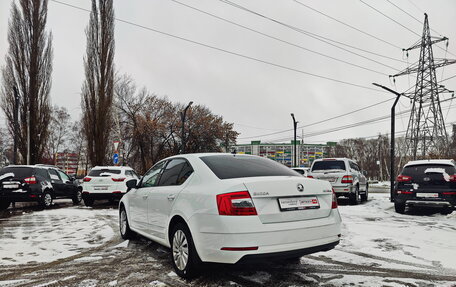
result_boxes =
[394,159,456,214]
[0,165,82,210]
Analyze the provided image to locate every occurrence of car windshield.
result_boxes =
[311,160,346,172]
[0,167,34,179]
[200,155,298,180]
[88,169,122,177]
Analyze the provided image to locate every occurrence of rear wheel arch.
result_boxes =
[168,215,188,245]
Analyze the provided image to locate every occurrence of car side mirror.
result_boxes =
[126,179,138,192]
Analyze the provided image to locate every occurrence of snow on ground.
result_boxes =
[0,207,117,265]
[369,181,390,188]
[330,193,456,271]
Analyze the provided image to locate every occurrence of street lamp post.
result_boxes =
[180,101,193,154]
[291,113,298,167]
[372,83,403,202]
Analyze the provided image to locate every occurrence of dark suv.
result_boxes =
[394,159,456,214]
[0,165,82,210]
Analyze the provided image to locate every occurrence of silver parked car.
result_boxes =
[308,158,368,205]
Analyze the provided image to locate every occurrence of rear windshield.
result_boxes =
[0,167,34,179]
[88,169,122,177]
[402,164,455,179]
[311,160,346,171]
[200,155,298,180]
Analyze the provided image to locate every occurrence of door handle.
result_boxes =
[167,194,176,201]
[142,194,148,199]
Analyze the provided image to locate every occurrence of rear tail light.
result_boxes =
[307,175,314,178]
[83,177,92,182]
[112,191,122,194]
[397,190,413,194]
[443,192,456,195]
[331,189,338,209]
[216,191,257,216]
[221,246,258,251]
[449,175,456,182]
[112,178,126,182]
[341,175,353,184]
[24,176,37,184]
[397,175,412,182]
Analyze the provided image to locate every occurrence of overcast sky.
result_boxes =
[1,0,455,145]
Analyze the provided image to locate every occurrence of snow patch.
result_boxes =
[240,271,271,284]
[149,280,167,287]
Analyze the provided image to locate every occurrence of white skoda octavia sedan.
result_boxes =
[119,153,341,278]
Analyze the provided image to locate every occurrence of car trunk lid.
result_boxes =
[241,176,334,224]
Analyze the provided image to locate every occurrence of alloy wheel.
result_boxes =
[172,230,189,271]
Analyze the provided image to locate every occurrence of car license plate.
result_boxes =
[94,186,108,190]
[3,183,19,189]
[416,193,439,198]
[278,196,320,211]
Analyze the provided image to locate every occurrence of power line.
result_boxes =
[241,95,456,142]
[170,0,389,76]
[359,0,420,37]
[237,96,396,140]
[218,0,402,71]
[50,0,387,94]
[362,0,456,58]
[293,0,402,50]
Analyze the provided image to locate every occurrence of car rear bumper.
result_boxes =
[82,191,126,200]
[0,190,42,202]
[189,209,342,264]
[405,200,454,208]
[333,185,353,195]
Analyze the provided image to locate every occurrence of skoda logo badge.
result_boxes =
[297,184,304,192]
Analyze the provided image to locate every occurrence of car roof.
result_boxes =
[404,159,455,167]
[91,166,133,170]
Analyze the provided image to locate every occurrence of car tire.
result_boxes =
[72,189,82,205]
[349,185,360,205]
[394,202,406,214]
[170,223,201,279]
[119,206,135,239]
[0,200,11,210]
[40,191,53,209]
[361,184,368,202]
[83,197,94,207]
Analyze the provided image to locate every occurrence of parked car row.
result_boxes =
[292,157,456,216]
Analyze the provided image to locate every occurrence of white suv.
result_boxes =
[308,158,368,205]
[82,166,139,206]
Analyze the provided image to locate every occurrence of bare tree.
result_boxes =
[45,105,71,162]
[81,0,115,166]
[1,0,53,164]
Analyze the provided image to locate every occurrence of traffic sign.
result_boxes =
[113,153,119,165]
[113,141,120,151]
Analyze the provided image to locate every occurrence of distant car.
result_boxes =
[308,158,368,205]
[0,165,82,210]
[82,166,140,206]
[292,167,310,177]
[119,153,341,278]
[394,159,456,214]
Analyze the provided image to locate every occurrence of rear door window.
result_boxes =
[158,159,188,186]
[48,169,62,182]
[36,168,50,181]
[312,161,346,172]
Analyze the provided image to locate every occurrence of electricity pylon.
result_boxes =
[391,13,455,159]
